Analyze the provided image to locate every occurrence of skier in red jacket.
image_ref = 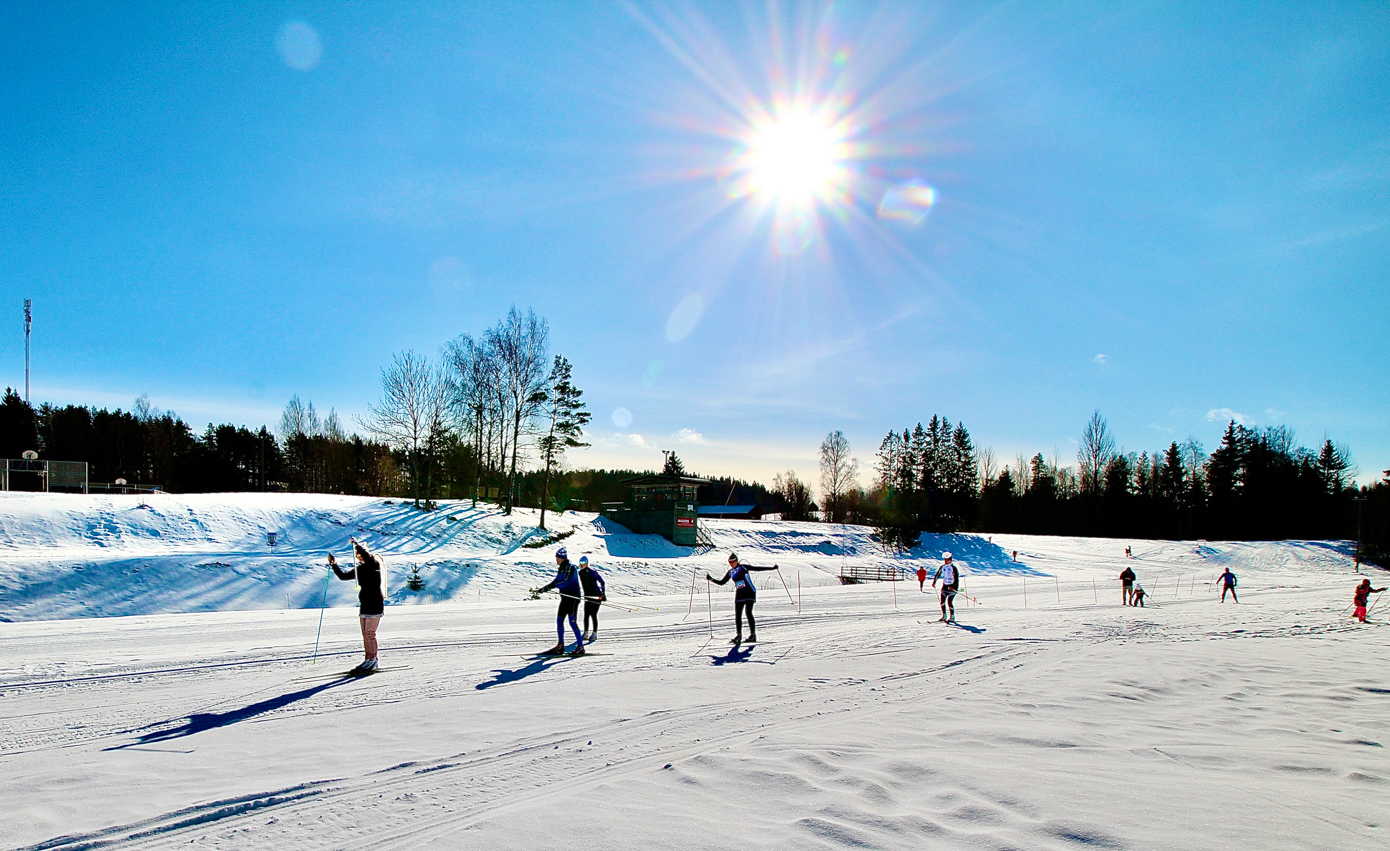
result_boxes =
[1354,579,1384,623]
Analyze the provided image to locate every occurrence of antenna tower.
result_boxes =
[24,299,32,404]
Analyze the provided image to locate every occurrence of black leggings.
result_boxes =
[735,596,756,636]
[583,600,601,634]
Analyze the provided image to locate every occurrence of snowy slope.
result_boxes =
[0,491,1362,622]
[0,492,1387,849]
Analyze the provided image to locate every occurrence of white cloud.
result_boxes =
[623,433,655,449]
[1092,354,1108,366]
[1206,408,1251,426]
[674,428,706,445]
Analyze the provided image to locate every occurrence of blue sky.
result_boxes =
[2,2,1387,487]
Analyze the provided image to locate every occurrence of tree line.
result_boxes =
[809,411,1385,565]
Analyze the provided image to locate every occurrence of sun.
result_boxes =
[731,102,851,210]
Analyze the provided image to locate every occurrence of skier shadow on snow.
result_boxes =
[949,622,986,634]
[475,657,567,691]
[707,645,774,666]
[105,678,355,750]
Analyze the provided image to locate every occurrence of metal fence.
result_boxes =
[1,459,89,493]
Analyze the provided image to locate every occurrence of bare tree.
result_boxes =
[774,471,817,522]
[818,430,860,524]
[1077,410,1117,494]
[279,394,321,440]
[978,446,998,486]
[444,333,499,507]
[362,350,447,508]
[492,307,550,515]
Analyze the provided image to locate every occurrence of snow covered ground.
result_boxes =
[1,492,1387,849]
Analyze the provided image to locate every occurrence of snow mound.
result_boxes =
[0,491,1362,621]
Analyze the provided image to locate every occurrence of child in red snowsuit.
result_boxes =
[1354,579,1384,623]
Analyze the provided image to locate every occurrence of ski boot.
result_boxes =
[745,633,757,644]
[539,643,566,656]
[569,645,586,657]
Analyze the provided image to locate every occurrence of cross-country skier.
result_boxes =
[932,551,961,622]
[707,552,777,644]
[534,547,585,656]
[1219,568,1239,603]
[578,555,606,641]
[916,566,928,592]
[1353,578,1385,623]
[328,538,386,674]
[1119,566,1136,605]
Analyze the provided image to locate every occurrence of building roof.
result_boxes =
[698,505,760,515]
[620,473,709,486]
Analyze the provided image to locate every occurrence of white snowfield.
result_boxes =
[0,492,1387,850]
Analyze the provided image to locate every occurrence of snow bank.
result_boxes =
[0,491,1362,622]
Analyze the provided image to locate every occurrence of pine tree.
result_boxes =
[663,451,686,477]
[536,355,591,530]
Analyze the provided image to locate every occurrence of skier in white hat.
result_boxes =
[931,551,960,623]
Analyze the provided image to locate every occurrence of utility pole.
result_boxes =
[23,299,32,404]
[1355,496,1364,573]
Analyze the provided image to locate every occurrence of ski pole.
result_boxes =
[684,567,697,620]
[774,565,795,606]
[706,576,713,638]
[544,590,640,613]
[1367,591,1386,619]
[312,562,332,665]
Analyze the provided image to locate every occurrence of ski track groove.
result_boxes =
[15,637,1032,850]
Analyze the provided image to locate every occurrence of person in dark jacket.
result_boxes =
[328,538,386,674]
[578,556,606,642]
[1119,566,1136,605]
[1354,578,1384,623]
[535,547,585,656]
[1219,568,1239,603]
[706,552,778,644]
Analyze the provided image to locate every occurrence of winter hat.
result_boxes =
[728,552,739,563]
[556,547,568,560]
[942,551,952,560]
[578,556,589,565]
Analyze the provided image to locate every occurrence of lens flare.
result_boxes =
[877,180,937,225]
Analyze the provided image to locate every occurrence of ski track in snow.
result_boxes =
[0,493,1387,849]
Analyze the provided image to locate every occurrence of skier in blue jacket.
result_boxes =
[535,547,585,656]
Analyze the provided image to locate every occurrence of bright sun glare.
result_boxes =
[741,105,849,207]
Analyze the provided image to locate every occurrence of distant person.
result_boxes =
[1353,579,1385,623]
[578,556,606,642]
[916,566,928,592]
[1119,566,1136,605]
[328,538,386,674]
[1219,568,1239,603]
[932,551,960,622]
[534,547,585,656]
[1131,585,1147,608]
[1125,545,1132,558]
[1012,550,1018,562]
[707,552,778,644]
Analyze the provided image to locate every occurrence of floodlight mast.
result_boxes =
[24,299,31,404]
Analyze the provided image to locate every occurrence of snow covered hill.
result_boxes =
[0,491,1362,622]
[1,491,1386,849]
